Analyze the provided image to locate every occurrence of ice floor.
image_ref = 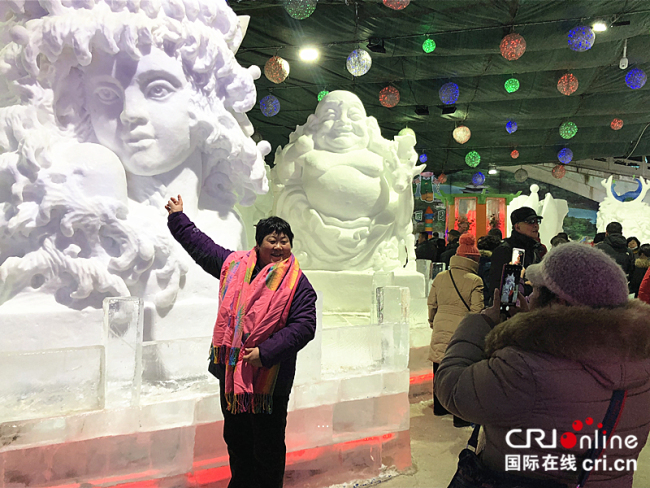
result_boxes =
[336,400,650,488]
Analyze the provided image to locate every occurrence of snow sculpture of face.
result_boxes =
[312,92,370,153]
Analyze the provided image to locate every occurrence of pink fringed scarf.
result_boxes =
[210,249,302,414]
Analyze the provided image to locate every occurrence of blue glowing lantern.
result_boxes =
[472,172,485,186]
[567,26,595,52]
[558,147,573,164]
[625,69,647,90]
[346,49,372,77]
[439,82,459,105]
[260,95,280,117]
[506,120,518,134]
[419,153,428,163]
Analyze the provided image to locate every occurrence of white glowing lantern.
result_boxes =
[453,125,471,144]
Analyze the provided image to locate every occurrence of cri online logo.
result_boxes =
[506,416,638,450]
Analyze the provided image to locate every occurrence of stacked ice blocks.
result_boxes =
[0,283,411,488]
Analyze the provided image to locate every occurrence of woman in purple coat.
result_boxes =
[166,195,317,488]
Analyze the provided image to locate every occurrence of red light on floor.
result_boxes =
[409,372,434,385]
[187,465,231,486]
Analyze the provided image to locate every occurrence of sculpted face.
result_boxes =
[312,92,370,153]
[83,48,197,176]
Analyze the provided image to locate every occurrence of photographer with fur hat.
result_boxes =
[435,243,650,488]
[487,207,545,301]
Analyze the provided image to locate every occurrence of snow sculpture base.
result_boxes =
[0,289,411,488]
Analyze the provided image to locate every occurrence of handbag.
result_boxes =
[448,389,627,488]
[449,270,471,311]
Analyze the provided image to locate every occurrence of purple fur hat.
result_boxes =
[526,242,629,307]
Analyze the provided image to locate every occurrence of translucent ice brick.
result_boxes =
[103,297,143,408]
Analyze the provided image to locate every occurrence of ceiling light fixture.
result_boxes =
[592,21,607,32]
[299,47,319,61]
[488,164,497,175]
[415,105,429,116]
[367,38,386,54]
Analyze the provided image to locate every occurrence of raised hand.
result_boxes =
[165,195,184,215]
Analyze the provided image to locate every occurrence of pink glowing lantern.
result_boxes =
[500,33,526,61]
[264,56,290,84]
[511,149,519,159]
[383,0,410,9]
[552,164,566,179]
[453,126,471,144]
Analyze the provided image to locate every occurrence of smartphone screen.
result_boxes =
[511,248,525,265]
[500,264,522,308]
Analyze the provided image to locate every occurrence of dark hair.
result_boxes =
[627,236,641,248]
[638,244,650,258]
[593,232,606,244]
[487,228,503,239]
[550,236,568,248]
[477,235,501,251]
[605,222,622,235]
[556,232,568,240]
[255,216,294,247]
[432,232,439,238]
[448,229,461,241]
[537,286,559,307]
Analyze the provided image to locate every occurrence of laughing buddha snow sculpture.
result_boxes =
[597,176,650,243]
[0,0,268,321]
[272,91,422,271]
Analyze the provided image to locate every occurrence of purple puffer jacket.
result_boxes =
[168,212,317,397]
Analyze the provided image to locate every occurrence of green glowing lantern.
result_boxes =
[559,121,578,139]
[422,38,436,53]
[465,151,481,167]
[504,78,520,93]
[317,90,329,101]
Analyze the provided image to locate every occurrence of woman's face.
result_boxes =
[83,48,197,176]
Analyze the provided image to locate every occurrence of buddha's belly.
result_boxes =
[304,165,388,221]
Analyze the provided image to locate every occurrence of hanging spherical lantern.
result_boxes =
[383,0,410,10]
[625,68,647,90]
[379,86,400,108]
[504,78,520,93]
[552,164,566,179]
[284,0,317,19]
[557,73,579,96]
[558,147,573,164]
[506,120,518,134]
[500,33,526,61]
[611,118,624,130]
[437,172,447,184]
[465,150,481,168]
[511,149,520,159]
[567,26,595,52]
[472,172,486,186]
[399,127,416,138]
[514,168,529,182]
[264,56,290,84]
[422,38,436,53]
[346,49,372,77]
[260,95,280,117]
[559,121,578,139]
[317,90,329,101]
[439,82,459,105]
[419,153,428,163]
[452,126,471,144]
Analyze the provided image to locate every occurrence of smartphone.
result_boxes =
[511,248,525,266]
[500,264,523,311]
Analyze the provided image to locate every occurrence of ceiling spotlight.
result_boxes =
[299,47,319,62]
[414,105,429,116]
[441,105,457,116]
[488,164,498,175]
[367,38,386,54]
[592,21,607,32]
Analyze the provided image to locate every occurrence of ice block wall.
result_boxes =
[0,288,411,488]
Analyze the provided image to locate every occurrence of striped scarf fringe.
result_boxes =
[224,392,274,414]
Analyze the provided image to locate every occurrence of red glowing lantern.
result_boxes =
[379,86,400,108]
[557,73,579,96]
[500,33,526,61]
[552,164,566,179]
[611,118,624,130]
[383,0,410,9]
[511,149,519,159]
[264,56,290,84]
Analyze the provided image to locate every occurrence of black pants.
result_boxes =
[433,363,470,426]
[219,380,290,488]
